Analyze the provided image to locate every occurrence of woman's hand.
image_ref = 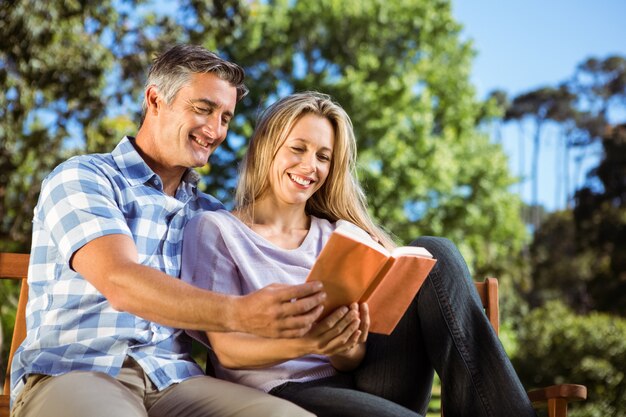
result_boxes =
[301,304,362,356]
[207,302,369,371]
[328,303,369,371]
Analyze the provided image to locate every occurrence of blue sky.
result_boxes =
[452,1,626,211]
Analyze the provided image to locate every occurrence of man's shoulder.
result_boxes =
[46,137,134,183]
[42,153,114,189]
[50,150,113,174]
[193,190,225,210]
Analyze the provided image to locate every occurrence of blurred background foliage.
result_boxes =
[1,1,625,415]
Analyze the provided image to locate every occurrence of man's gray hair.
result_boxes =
[142,44,248,115]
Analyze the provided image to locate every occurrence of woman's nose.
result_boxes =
[300,152,317,171]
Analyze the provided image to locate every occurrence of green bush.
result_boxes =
[513,301,626,417]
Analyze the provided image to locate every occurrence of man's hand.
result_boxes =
[232,282,326,338]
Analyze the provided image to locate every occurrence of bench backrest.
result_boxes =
[0,253,29,397]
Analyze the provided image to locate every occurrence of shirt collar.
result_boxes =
[112,136,200,191]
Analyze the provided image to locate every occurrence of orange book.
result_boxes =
[306,223,436,335]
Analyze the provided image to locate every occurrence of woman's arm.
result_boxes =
[208,305,362,369]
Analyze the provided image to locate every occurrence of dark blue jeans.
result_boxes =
[272,237,537,417]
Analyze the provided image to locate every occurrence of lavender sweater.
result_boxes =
[181,209,345,392]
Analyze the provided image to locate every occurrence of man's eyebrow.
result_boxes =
[190,99,234,118]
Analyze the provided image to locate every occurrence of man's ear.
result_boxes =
[145,85,161,115]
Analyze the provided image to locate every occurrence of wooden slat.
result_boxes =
[0,253,29,279]
[4,279,29,396]
[473,278,499,336]
[474,281,488,305]
[0,253,30,399]
[527,384,587,404]
[485,277,499,335]
[0,395,9,417]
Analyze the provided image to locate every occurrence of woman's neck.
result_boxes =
[234,197,311,249]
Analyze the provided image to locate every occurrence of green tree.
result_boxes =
[524,56,626,315]
[2,0,528,280]
[0,1,120,251]
[528,210,596,312]
[1,0,531,384]
[217,0,527,282]
[513,301,626,417]
[574,123,626,315]
[504,86,577,227]
[529,124,626,316]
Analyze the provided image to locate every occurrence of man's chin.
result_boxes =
[190,151,213,167]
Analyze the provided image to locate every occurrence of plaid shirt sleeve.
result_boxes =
[35,157,133,264]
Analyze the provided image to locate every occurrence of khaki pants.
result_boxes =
[12,358,314,417]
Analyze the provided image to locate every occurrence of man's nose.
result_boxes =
[202,116,226,140]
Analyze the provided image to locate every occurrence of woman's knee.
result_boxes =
[411,236,457,256]
[411,236,473,286]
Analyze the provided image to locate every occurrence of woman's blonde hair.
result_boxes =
[236,91,395,248]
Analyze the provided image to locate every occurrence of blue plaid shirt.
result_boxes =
[11,136,224,402]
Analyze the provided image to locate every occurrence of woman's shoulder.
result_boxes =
[185,209,241,236]
[309,216,362,232]
[309,215,336,232]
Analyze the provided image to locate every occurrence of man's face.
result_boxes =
[153,72,238,169]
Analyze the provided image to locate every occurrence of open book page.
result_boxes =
[365,255,437,334]
[391,245,433,258]
[336,221,433,259]
[334,221,390,255]
[306,221,437,333]
[306,223,390,317]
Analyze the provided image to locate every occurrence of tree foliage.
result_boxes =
[1,0,527,279]
[519,56,626,316]
[573,123,626,315]
[503,86,578,228]
[528,210,596,312]
[1,1,532,374]
[238,0,526,281]
[0,1,120,250]
[513,301,626,417]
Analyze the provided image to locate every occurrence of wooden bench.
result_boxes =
[0,253,29,417]
[0,252,586,417]
[472,278,587,417]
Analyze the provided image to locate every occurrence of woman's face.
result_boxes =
[267,113,335,209]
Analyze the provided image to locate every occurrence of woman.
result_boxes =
[181,92,537,417]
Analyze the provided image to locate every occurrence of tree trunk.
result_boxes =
[532,121,543,228]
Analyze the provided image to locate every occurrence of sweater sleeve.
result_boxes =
[181,212,243,347]
[181,212,243,296]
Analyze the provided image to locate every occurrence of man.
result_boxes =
[11,44,323,417]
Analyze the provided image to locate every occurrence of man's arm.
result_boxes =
[72,234,326,337]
